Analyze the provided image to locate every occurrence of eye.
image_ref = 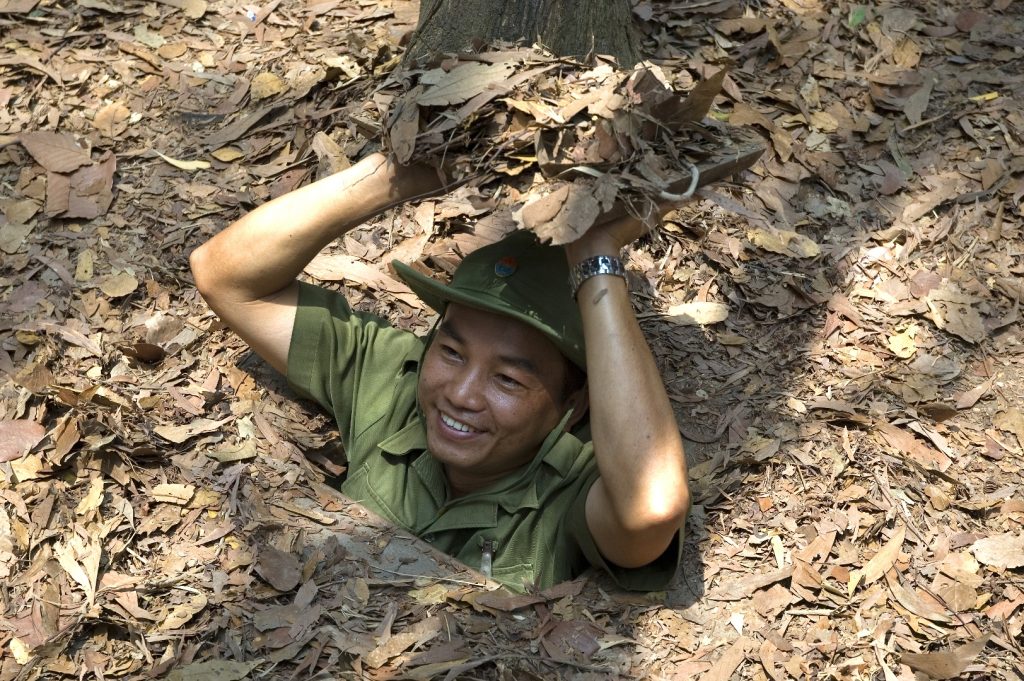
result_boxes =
[496,373,524,390]
[439,344,461,361]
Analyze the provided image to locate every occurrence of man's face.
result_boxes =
[418,303,581,495]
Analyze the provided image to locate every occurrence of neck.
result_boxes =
[444,466,511,499]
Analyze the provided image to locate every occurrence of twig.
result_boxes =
[368,565,491,587]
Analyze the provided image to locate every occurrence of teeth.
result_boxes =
[441,413,474,433]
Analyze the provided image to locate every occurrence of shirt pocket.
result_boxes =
[340,460,406,528]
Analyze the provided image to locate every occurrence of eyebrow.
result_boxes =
[438,318,541,376]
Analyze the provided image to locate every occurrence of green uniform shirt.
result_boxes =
[287,283,680,592]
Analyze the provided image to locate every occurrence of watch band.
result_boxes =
[568,255,626,299]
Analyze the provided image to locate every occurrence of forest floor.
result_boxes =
[1,0,1023,679]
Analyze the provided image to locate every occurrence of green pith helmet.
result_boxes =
[392,231,586,370]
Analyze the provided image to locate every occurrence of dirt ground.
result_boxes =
[1,0,1023,679]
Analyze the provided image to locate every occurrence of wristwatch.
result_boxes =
[568,255,627,299]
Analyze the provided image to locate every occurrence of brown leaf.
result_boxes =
[707,566,794,601]
[98,272,139,298]
[672,68,728,125]
[45,170,70,215]
[971,533,1024,569]
[903,74,933,125]
[0,54,61,85]
[18,131,91,172]
[917,402,958,422]
[519,184,569,229]
[0,420,45,462]
[666,301,729,326]
[54,538,100,604]
[875,422,951,471]
[518,181,603,245]
[256,546,302,592]
[305,253,420,307]
[747,227,820,258]
[251,72,287,100]
[167,660,261,681]
[152,483,196,505]
[703,636,754,681]
[66,152,116,219]
[202,104,283,150]
[119,342,166,363]
[154,417,231,444]
[1,198,40,224]
[900,635,990,680]
[211,147,245,162]
[416,61,517,107]
[0,221,36,254]
[474,590,545,611]
[389,88,422,165]
[153,0,207,19]
[158,593,208,631]
[885,571,951,623]
[993,408,1024,450]
[849,524,905,593]
[75,476,104,515]
[154,150,210,171]
[93,102,131,137]
[0,0,41,12]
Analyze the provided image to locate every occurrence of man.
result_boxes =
[190,152,690,591]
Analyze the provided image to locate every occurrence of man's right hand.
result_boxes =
[189,154,446,374]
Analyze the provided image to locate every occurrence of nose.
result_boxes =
[446,364,486,412]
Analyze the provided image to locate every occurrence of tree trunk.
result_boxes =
[406,0,641,67]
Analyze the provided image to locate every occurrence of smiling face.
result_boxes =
[417,303,586,496]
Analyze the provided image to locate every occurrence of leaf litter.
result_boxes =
[1,0,1023,679]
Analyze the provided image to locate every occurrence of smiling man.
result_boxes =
[190,153,690,591]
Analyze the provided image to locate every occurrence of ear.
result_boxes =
[562,382,589,431]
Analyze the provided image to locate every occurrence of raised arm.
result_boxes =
[189,154,443,374]
[566,219,690,569]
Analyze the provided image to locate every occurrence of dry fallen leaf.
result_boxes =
[256,546,302,592]
[900,634,990,680]
[1,197,40,224]
[666,301,730,326]
[98,271,139,298]
[850,524,905,594]
[211,147,245,162]
[417,61,517,106]
[305,253,420,307]
[152,483,196,505]
[8,638,31,665]
[168,659,262,679]
[993,408,1024,450]
[251,72,287,100]
[887,324,918,359]
[154,417,231,444]
[0,420,46,462]
[154,150,211,171]
[970,533,1024,569]
[747,227,821,258]
[93,101,131,137]
[167,660,263,681]
[75,476,104,515]
[159,593,209,630]
[153,0,207,19]
[0,221,35,254]
[19,131,92,172]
